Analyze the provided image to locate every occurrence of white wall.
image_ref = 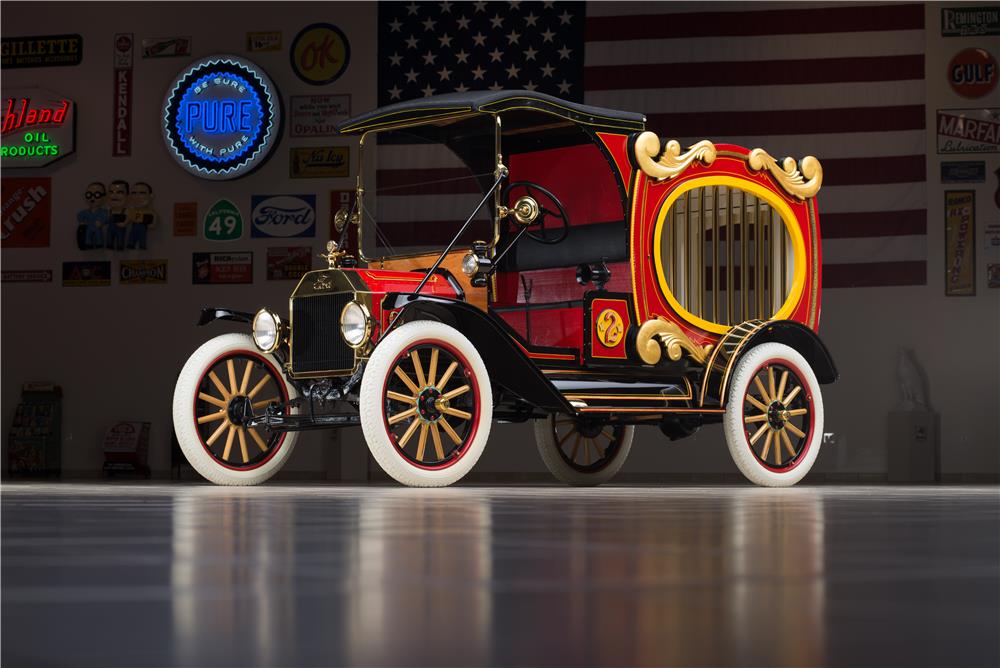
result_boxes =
[2,2,997,480]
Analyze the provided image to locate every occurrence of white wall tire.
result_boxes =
[359,320,492,487]
[172,333,298,486]
[724,342,824,487]
[534,416,634,486]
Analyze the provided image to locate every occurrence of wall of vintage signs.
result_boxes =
[1,2,997,480]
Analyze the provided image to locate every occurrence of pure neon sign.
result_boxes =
[163,56,280,180]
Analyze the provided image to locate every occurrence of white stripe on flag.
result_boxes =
[823,234,926,264]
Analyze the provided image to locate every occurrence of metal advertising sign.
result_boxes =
[290,146,349,178]
[62,261,111,287]
[289,94,350,137]
[941,160,986,183]
[1,177,51,248]
[947,48,998,98]
[1,34,82,68]
[290,23,350,85]
[937,108,1000,153]
[989,263,1000,288]
[1,90,76,168]
[192,251,253,284]
[142,37,191,59]
[120,259,168,285]
[113,33,134,157]
[250,194,316,238]
[173,202,198,236]
[203,199,244,241]
[247,32,282,52]
[163,55,282,180]
[941,6,1000,37]
[2,270,53,283]
[945,191,976,296]
[266,246,312,280]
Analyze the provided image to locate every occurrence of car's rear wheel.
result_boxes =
[723,342,823,487]
[172,333,298,485]
[534,416,634,486]
[359,320,492,487]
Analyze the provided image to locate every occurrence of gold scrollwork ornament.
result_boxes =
[747,149,823,200]
[636,317,712,366]
[634,131,717,181]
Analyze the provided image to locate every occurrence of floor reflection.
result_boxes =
[2,484,997,667]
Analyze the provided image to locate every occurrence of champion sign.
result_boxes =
[250,194,316,238]
[162,55,281,180]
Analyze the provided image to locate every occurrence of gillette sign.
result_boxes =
[0,89,76,167]
[250,194,316,238]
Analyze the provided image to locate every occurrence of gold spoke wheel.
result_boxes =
[382,342,478,469]
[194,353,286,469]
[742,363,811,469]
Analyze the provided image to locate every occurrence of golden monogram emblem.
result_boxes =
[595,309,624,348]
[313,273,332,291]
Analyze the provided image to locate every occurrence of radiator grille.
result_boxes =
[291,292,355,374]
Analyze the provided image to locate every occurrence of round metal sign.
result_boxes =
[162,55,281,180]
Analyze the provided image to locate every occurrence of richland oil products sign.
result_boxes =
[1,90,76,168]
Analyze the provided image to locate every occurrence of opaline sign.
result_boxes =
[162,55,281,180]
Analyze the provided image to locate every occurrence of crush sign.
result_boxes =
[163,55,280,180]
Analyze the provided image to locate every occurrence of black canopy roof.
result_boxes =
[336,90,646,135]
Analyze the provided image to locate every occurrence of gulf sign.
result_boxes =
[162,55,281,180]
[948,48,998,98]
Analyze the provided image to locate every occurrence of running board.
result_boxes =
[246,412,361,431]
[551,377,697,413]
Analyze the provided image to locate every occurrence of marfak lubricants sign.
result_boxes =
[1,89,76,168]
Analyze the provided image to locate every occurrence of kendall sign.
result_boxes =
[0,89,76,168]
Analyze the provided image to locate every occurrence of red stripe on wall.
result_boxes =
[585,55,924,91]
[823,155,926,186]
[822,210,926,239]
[823,260,926,288]
[586,4,924,41]
[646,105,925,138]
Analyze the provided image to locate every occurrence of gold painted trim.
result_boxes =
[636,317,712,365]
[747,149,823,200]
[576,407,725,414]
[634,131,717,181]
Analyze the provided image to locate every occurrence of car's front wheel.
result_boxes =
[172,333,298,485]
[534,416,634,486]
[359,320,492,487]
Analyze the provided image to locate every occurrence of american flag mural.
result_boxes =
[376,1,926,289]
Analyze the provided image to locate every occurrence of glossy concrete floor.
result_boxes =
[2,484,998,668]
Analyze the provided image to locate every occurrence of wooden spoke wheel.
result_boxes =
[382,341,479,469]
[724,342,824,487]
[740,361,812,471]
[534,416,634,486]
[193,351,288,470]
[360,320,492,487]
[173,333,298,485]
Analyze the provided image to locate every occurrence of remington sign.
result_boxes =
[1,34,82,68]
[941,6,1000,37]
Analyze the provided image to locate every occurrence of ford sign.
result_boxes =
[250,194,316,238]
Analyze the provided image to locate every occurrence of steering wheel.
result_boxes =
[501,181,571,245]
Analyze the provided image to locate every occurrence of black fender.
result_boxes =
[197,307,254,326]
[699,320,838,407]
[382,293,573,413]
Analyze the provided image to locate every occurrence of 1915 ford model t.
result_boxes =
[173,90,836,487]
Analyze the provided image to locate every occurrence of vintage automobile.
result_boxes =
[172,90,837,488]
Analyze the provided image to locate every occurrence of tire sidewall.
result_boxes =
[359,320,493,487]
[172,333,298,485]
[723,342,823,487]
[534,416,634,486]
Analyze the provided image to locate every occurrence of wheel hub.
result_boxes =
[417,387,443,422]
[767,401,789,430]
[227,395,251,426]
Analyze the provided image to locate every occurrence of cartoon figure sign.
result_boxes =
[75,180,159,251]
